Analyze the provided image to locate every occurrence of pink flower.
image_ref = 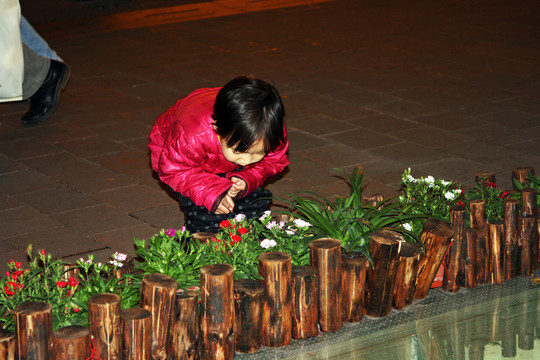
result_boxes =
[165,228,177,237]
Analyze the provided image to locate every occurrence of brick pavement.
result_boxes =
[1,0,539,271]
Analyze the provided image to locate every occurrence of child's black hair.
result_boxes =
[212,76,285,153]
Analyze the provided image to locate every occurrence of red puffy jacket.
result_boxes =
[149,87,289,212]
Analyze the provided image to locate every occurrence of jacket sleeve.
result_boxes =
[158,133,232,212]
[226,137,289,196]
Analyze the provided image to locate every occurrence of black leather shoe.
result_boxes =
[22,60,70,125]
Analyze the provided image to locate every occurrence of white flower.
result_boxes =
[260,239,277,249]
[279,221,285,229]
[441,180,451,186]
[110,260,124,268]
[266,221,278,229]
[285,228,296,236]
[407,175,415,182]
[399,195,404,202]
[234,213,246,222]
[293,219,312,228]
[444,191,456,200]
[259,210,271,221]
[402,223,412,231]
[455,188,462,195]
[113,252,128,262]
[425,176,435,184]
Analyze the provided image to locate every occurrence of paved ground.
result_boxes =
[1,0,539,272]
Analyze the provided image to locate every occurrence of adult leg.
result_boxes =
[21,44,70,125]
[20,16,62,62]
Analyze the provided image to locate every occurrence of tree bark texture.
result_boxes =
[259,251,292,347]
[121,308,152,360]
[414,218,454,299]
[489,221,504,284]
[0,329,15,360]
[172,290,200,360]
[443,206,467,292]
[310,238,342,331]
[53,325,90,360]
[463,229,477,288]
[470,200,489,284]
[520,188,537,217]
[393,243,421,310]
[512,167,535,190]
[88,293,121,360]
[475,171,495,185]
[518,215,536,276]
[14,301,53,360]
[504,199,519,280]
[364,230,400,317]
[200,264,235,360]
[341,252,368,321]
[291,266,318,339]
[140,273,177,360]
[234,279,264,353]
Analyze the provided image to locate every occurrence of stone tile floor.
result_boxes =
[1,0,539,271]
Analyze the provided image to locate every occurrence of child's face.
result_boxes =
[220,138,266,167]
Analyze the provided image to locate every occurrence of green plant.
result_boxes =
[281,168,421,257]
[513,170,540,206]
[462,179,509,222]
[399,168,463,232]
[133,228,205,288]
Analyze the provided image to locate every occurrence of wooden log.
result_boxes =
[518,289,537,350]
[259,252,292,347]
[0,329,15,360]
[88,293,121,360]
[140,273,177,360]
[291,266,318,339]
[500,306,518,358]
[172,290,199,360]
[470,200,489,284]
[512,166,535,190]
[364,230,400,317]
[362,194,384,209]
[53,325,90,360]
[121,308,152,360]
[234,279,264,353]
[392,243,421,310]
[520,188,537,216]
[414,218,454,299]
[200,264,235,360]
[192,232,215,243]
[504,199,519,280]
[310,238,342,331]
[463,229,477,288]
[341,252,368,321]
[443,206,467,292]
[488,221,504,284]
[475,171,495,185]
[518,215,536,276]
[13,301,52,360]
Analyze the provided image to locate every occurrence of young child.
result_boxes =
[149,76,289,233]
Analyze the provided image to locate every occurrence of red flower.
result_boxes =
[211,237,218,242]
[15,262,22,269]
[4,287,14,296]
[73,307,80,313]
[458,200,466,207]
[11,274,18,281]
[499,191,509,199]
[237,227,248,235]
[40,249,46,256]
[487,182,496,188]
[220,220,232,228]
[13,270,23,276]
[68,277,80,287]
[231,235,242,243]
[56,281,68,288]
[5,271,10,277]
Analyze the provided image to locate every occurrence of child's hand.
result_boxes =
[215,194,235,214]
[228,177,246,198]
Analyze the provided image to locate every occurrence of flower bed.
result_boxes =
[1,166,538,359]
